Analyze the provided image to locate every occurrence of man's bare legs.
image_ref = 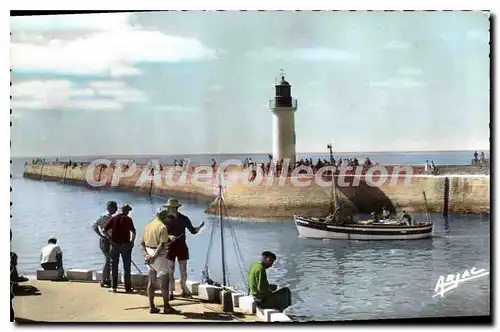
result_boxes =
[147,269,160,313]
[179,260,191,296]
[167,259,176,298]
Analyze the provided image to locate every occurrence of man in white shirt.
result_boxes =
[91,201,117,288]
[40,237,64,277]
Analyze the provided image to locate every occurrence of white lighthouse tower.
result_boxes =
[270,71,298,163]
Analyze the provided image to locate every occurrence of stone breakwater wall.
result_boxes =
[23,163,218,204]
[206,175,490,219]
[23,164,490,219]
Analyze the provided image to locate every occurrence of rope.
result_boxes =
[220,191,248,291]
[202,198,218,282]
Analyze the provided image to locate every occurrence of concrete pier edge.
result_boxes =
[26,270,292,322]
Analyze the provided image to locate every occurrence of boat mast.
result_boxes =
[327,143,338,214]
[218,175,227,286]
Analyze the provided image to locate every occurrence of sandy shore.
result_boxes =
[13,280,259,323]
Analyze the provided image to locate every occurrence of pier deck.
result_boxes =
[13,280,259,323]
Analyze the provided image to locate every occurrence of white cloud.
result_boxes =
[10,14,220,77]
[11,79,146,111]
[370,78,423,89]
[245,47,359,62]
[397,67,423,76]
[384,40,414,50]
[207,85,223,91]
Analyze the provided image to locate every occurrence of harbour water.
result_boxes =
[11,168,490,321]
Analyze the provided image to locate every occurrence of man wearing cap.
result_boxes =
[163,198,204,299]
[91,201,118,288]
[103,204,137,293]
[140,209,180,314]
[40,237,64,279]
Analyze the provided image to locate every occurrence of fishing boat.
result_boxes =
[294,144,433,241]
[200,176,292,315]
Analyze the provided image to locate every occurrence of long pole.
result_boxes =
[219,179,227,286]
[327,143,338,214]
[423,190,430,224]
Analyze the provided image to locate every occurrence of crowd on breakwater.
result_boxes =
[76,158,423,189]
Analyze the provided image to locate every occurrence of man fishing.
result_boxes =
[162,198,204,299]
[140,208,180,314]
[103,204,136,293]
[248,251,292,312]
[91,201,117,288]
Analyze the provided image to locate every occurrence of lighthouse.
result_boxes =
[270,71,298,163]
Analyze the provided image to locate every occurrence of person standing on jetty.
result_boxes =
[103,204,136,293]
[163,198,204,299]
[91,201,118,288]
[141,209,180,314]
[248,251,292,312]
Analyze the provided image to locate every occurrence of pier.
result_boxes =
[23,163,490,219]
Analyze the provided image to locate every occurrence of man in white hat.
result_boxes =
[163,198,204,299]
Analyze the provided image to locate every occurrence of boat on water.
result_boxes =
[294,216,433,240]
[201,176,291,314]
[294,144,433,241]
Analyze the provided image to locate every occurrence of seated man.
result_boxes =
[40,237,64,278]
[248,251,291,312]
[381,206,391,220]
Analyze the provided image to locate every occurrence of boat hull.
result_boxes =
[295,216,433,240]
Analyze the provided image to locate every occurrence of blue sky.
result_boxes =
[10,11,490,157]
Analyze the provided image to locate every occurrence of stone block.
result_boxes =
[231,292,244,307]
[239,295,256,314]
[131,273,148,288]
[198,284,221,302]
[36,269,61,281]
[96,270,121,283]
[270,312,292,322]
[257,307,280,322]
[67,269,93,281]
[186,280,200,295]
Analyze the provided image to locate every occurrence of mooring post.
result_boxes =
[97,165,103,183]
[148,168,154,197]
[443,177,450,217]
[40,162,44,181]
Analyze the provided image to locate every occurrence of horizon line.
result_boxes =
[11,148,490,159]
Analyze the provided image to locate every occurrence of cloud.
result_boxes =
[245,47,360,62]
[11,79,146,111]
[397,67,423,76]
[384,40,414,50]
[10,14,220,77]
[370,78,423,89]
[207,85,223,91]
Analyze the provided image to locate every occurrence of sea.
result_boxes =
[10,150,491,321]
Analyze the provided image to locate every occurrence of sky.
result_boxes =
[10,11,490,157]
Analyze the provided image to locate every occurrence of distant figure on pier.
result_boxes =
[103,204,137,293]
[474,151,479,161]
[248,251,291,312]
[431,161,436,174]
[480,152,485,164]
[163,198,204,300]
[399,211,413,226]
[424,160,429,174]
[141,208,180,314]
[40,237,65,279]
[91,201,118,288]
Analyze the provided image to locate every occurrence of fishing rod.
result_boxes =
[132,233,186,274]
